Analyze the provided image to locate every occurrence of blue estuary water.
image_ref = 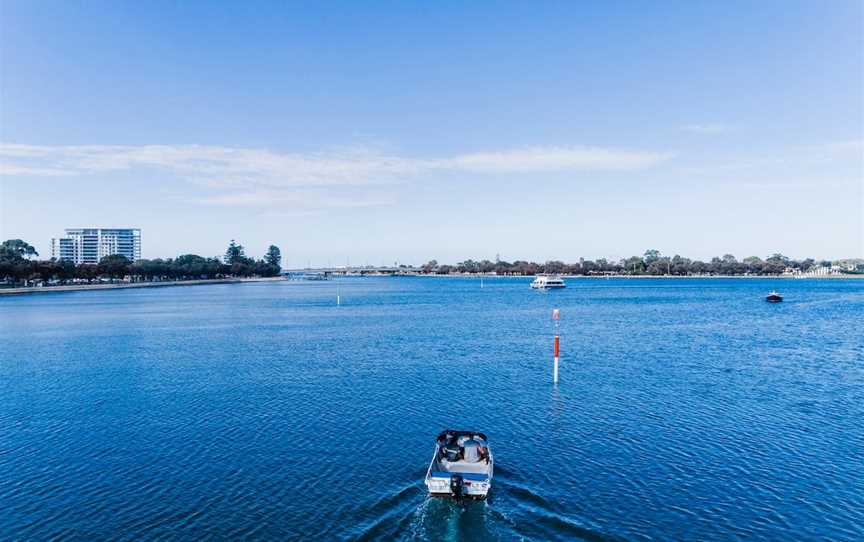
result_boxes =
[1,277,863,541]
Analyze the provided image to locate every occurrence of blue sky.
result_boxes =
[1,1,862,266]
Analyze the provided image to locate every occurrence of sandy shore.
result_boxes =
[0,276,287,296]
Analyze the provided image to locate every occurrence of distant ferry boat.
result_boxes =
[531,275,566,289]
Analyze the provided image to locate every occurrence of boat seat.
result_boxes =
[431,471,488,481]
[439,459,489,474]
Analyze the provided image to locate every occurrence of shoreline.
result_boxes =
[340,273,864,280]
[542,274,863,280]
[0,276,286,296]
[3,273,861,295]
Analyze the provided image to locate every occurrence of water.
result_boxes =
[1,277,862,541]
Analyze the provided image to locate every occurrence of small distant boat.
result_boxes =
[425,430,493,499]
[766,291,783,302]
[531,275,566,289]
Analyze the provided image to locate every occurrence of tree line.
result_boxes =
[420,250,845,276]
[0,239,282,285]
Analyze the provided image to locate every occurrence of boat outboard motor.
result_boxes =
[450,474,464,498]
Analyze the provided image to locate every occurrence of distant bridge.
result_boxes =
[283,267,416,276]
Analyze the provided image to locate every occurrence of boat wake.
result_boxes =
[344,464,622,541]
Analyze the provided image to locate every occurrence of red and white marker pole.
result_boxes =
[552,308,560,383]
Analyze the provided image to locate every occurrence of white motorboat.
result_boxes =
[424,430,493,499]
[531,275,566,289]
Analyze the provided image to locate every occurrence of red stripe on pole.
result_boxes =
[554,335,560,358]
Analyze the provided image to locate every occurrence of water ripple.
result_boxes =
[1,277,862,540]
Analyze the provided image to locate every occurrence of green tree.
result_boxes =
[478,259,495,273]
[457,259,479,273]
[763,254,788,274]
[224,240,246,265]
[543,260,566,273]
[647,257,672,275]
[623,256,645,274]
[265,245,282,268]
[1,239,39,260]
[97,254,131,279]
[78,264,99,282]
[670,255,691,275]
[643,249,661,265]
[173,254,222,279]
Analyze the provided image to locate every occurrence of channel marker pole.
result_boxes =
[552,308,560,383]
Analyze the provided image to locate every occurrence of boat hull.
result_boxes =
[426,473,491,499]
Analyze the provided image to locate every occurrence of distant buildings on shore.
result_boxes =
[51,228,141,265]
[783,262,862,277]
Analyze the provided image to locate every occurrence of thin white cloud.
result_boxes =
[197,189,396,209]
[0,143,418,185]
[0,142,674,208]
[819,139,864,155]
[0,142,672,179]
[674,138,864,180]
[681,123,730,134]
[443,146,673,172]
[0,163,77,176]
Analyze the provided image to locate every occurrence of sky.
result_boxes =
[1,1,862,267]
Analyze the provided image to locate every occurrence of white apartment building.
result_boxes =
[51,228,141,264]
